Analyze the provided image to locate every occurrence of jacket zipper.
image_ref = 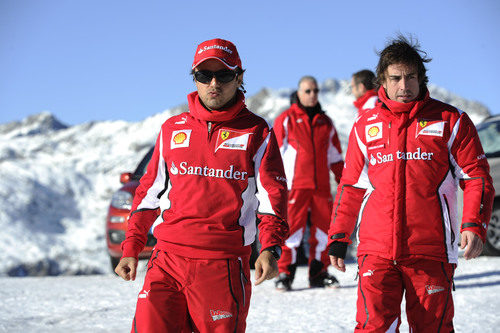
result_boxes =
[443,194,455,246]
[208,121,212,135]
[388,122,391,146]
[207,121,215,142]
[310,115,317,189]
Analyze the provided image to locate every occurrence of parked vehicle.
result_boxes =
[476,115,500,255]
[105,147,157,270]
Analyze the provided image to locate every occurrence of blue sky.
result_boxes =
[1,0,499,125]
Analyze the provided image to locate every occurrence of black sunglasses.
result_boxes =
[304,88,320,94]
[194,70,238,84]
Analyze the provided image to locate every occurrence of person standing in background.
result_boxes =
[351,69,378,116]
[273,76,344,291]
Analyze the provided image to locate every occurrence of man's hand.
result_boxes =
[329,255,346,272]
[254,251,279,286]
[460,230,483,260]
[115,257,138,281]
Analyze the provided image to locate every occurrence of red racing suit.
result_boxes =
[328,87,494,263]
[328,86,494,331]
[353,89,378,117]
[274,103,343,276]
[122,91,289,332]
[274,103,343,190]
[122,91,289,261]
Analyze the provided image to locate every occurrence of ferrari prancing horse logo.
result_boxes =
[221,130,230,140]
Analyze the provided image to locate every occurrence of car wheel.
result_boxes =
[110,256,121,273]
[483,201,500,256]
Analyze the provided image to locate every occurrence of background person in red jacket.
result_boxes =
[115,38,289,333]
[328,35,494,332]
[350,69,378,116]
[273,76,344,291]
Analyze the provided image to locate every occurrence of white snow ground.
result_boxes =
[1,256,499,332]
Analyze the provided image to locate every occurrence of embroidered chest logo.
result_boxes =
[174,132,187,144]
[171,130,192,149]
[215,129,252,153]
[369,148,434,166]
[365,122,383,142]
[416,119,446,138]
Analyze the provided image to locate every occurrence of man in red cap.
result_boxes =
[350,69,378,116]
[115,38,289,332]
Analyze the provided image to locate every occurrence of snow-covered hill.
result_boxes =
[0,80,491,276]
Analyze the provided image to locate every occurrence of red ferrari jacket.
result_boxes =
[328,87,494,263]
[353,89,378,116]
[273,103,343,191]
[121,91,289,260]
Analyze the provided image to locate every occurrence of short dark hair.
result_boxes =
[352,70,375,90]
[376,35,431,89]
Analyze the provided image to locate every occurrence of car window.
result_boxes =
[132,147,155,180]
[477,120,500,158]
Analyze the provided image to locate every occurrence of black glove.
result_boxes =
[328,241,348,259]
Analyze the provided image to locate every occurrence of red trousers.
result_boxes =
[355,255,455,332]
[278,189,333,275]
[131,249,251,333]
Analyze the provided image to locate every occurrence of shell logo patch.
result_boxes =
[171,129,192,149]
[174,132,187,144]
[365,122,383,142]
[215,129,251,153]
[416,119,445,138]
[368,126,379,137]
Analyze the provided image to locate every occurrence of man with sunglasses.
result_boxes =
[273,76,344,291]
[115,38,289,332]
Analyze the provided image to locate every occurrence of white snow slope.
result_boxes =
[0,80,491,277]
[0,257,499,332]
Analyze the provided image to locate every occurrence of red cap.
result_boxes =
[192,38,242,70]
